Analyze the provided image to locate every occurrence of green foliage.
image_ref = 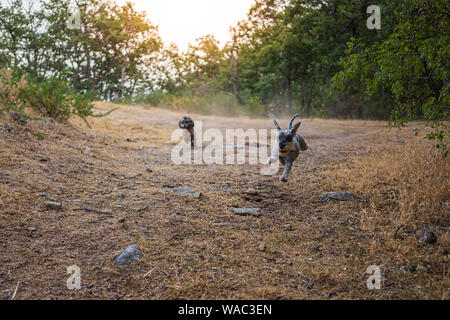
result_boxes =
[1,0,448,152]
[32,131,45,140]
[333,0,449,154]
[245,96,266,117]
[0,0,161,98]
[20,78,92,122]
[19,77,114,126]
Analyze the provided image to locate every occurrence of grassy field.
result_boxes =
[0,102,448,299]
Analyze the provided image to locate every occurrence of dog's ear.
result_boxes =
[290,121,301,134]
[288,114,300,130]
[273,119,281,130]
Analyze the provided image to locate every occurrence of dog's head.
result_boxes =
[273,114,301,154]
[179,116,194,129]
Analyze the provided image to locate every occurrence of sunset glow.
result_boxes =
[118,0,254,50]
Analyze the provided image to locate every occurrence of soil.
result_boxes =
[0,102,448,299]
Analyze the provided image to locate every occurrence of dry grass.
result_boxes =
[0,102,448,300]
[0,69,27,113]
[324,140,449,226]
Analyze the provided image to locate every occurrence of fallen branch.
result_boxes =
[143,267,158,278]
[72,207,113,215]
[11,281,20,300]
[167,234,178,241]
[137,205,149,212]
[393,225,403,239]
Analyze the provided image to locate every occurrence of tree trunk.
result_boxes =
[286,70,293,114]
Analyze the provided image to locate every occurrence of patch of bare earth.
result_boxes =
[0,102,448,299]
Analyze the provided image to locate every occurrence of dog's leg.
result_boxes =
[268,143,279,164]
[280,159,292,182]
[188,127,195,148]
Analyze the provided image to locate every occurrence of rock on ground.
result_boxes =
[233,207,262,217]
[317,192,355,202]
[163,187,202,198]
[415,228,437,244]
[245,187,258,195]
[115,245,143,265]
[44,201,62,210]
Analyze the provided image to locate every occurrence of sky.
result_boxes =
[117,0,254,51]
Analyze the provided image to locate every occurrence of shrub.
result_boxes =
[19,78,115,126]
[245,96,266,117]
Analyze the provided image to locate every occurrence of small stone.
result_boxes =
[117,193,126,199]
[9,111,21,121]
[245,187,257,195]
[40,192,50,197]
[58,187,67,194]
[36,156,48,162]
[258,243,266,251]
[418,265,429,273]
[115,245,143,265]
[146,167,153,173]
[44,201,61,210]
[3,289,12,297]
[423,231,437,244]
[127,172,138,179]
[29,227,37,232]
[405,265,415,272]
[163,187,202,198]
[233,207,261,217]
[284,223,293,231]
[118,217,125,223]
[439,247,448,255]
[415,229,437,244]
[50,161,60,169]
[213,188,234,193]
[84,147,93,152]
[9,111,27,124]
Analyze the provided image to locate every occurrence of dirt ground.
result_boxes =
[0,102,448,299]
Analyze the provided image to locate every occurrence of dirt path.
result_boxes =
[0,103,446,299]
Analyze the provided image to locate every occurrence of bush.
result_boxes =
[19,78,92,121]
[19,77,114,126]
[245,96,266,117]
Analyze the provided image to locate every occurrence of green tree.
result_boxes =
[334,0,449,153]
